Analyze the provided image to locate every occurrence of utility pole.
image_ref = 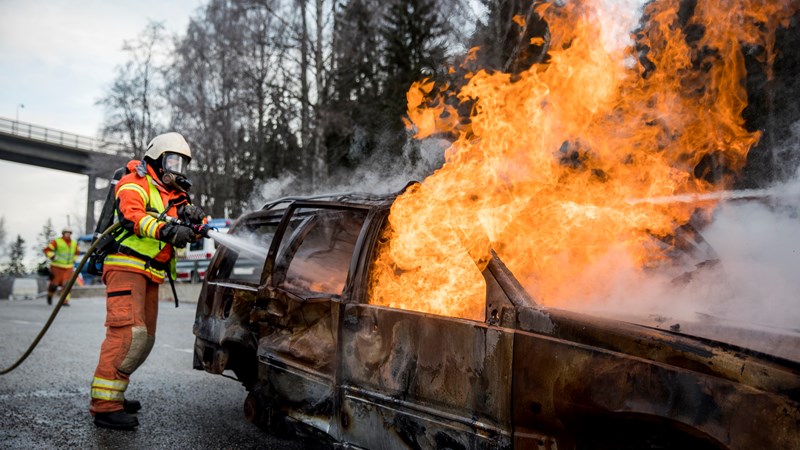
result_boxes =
[14,104,24,133]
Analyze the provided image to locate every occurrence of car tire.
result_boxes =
[576,421,724,450]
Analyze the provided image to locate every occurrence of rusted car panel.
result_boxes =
[339,305,514,450]
[193,190,800,449]
[511,326,800,449]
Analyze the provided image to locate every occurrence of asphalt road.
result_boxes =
[0,296,305,450]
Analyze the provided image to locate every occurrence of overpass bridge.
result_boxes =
[0,116,131,233]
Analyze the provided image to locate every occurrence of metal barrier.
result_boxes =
[0,116,125,154]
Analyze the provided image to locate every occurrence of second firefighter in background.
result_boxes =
[43,227,78,306]
[89,132,207,430]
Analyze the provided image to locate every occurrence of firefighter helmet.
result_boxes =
[144,132,193,191]
[144,132,192,162]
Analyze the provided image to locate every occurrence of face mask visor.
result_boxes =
[163,153,191,177]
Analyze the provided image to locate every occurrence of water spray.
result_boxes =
[206,229,268,260]
[627,188,776,205]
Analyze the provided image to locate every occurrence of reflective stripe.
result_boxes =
[91,377,128,402]
[139,215,160,238]
[91,388,125,402]
[92,377,128,391]
[112,172,177,280]
[104,254,166,282]
[117,183,148,205]
[115,175,168,259]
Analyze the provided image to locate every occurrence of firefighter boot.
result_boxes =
[94,410,139,430]
[46,286,56,305]
[123,399,141,414]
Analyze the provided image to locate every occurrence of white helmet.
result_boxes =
[144,132,193,191]
[144,132,192,161]
[62,227,73,234]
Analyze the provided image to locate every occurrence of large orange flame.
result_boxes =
[369,0,798,320]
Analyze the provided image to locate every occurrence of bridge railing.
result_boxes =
[0,116,127,154]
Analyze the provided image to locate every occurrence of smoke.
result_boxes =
[579,169,800,336]
[695,178,800,328]
[248,173,297,211]
[595,0,647,53]
[248,131,449,209]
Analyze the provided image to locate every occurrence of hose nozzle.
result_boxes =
[190,223,215,238]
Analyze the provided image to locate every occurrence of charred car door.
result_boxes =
[337,214,516,450]
[253,204,369,440]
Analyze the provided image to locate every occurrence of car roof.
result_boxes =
[259,181,419,211]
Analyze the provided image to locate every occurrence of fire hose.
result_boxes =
[0,215,214,375]
[0,221,121,375]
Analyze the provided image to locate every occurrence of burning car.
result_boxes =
[193,186,800,450]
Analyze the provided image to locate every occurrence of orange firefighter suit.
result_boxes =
[43,231,78,305]
[89,159,195,415]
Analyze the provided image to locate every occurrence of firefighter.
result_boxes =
[43,227,78,306]
[90,132,206,430]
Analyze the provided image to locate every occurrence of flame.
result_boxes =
[369,0,798,319]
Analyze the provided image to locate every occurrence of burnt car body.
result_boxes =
[193,187,800,450]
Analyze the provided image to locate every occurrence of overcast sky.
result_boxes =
[0,0,204,265]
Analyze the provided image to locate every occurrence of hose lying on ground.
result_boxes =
[0,222,121,375]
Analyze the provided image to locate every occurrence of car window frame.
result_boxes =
[262,201,373,303]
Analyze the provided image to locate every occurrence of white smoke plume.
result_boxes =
[572,163,800,362]
[248,134,449,209]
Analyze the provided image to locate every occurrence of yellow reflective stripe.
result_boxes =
[91,377,128,391]
[117,183,148,205]
[91,388,125,402]
[105,255,164,273]
[138,215,160,238]
[104,255,166,281]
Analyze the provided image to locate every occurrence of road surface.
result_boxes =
[0,296,305,449]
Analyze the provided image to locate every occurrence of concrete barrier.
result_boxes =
[159,282,203,304]
[70,282,203,304]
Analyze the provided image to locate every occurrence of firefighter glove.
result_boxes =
[160,223,197,248]
[179,204,206,225]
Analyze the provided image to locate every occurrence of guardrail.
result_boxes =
[0,116,127,154]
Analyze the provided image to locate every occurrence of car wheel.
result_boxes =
[576,422,725,450]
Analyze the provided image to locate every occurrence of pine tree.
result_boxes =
[4,235,28,276]
[326,0,385,168]
[0,216,7,259]
[35,219,55,276]
[379,0,449,159]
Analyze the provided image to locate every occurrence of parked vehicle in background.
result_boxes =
[176,218,232,283]
[9,278,39,300]
[73,234,101,285]
[192,187,800,450]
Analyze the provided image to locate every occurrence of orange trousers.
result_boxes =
[90,270,160,414]
[48,266,74,302]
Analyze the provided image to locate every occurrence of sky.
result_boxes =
[0,0,205,266]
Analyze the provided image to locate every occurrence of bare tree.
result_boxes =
[97,21,170,157]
